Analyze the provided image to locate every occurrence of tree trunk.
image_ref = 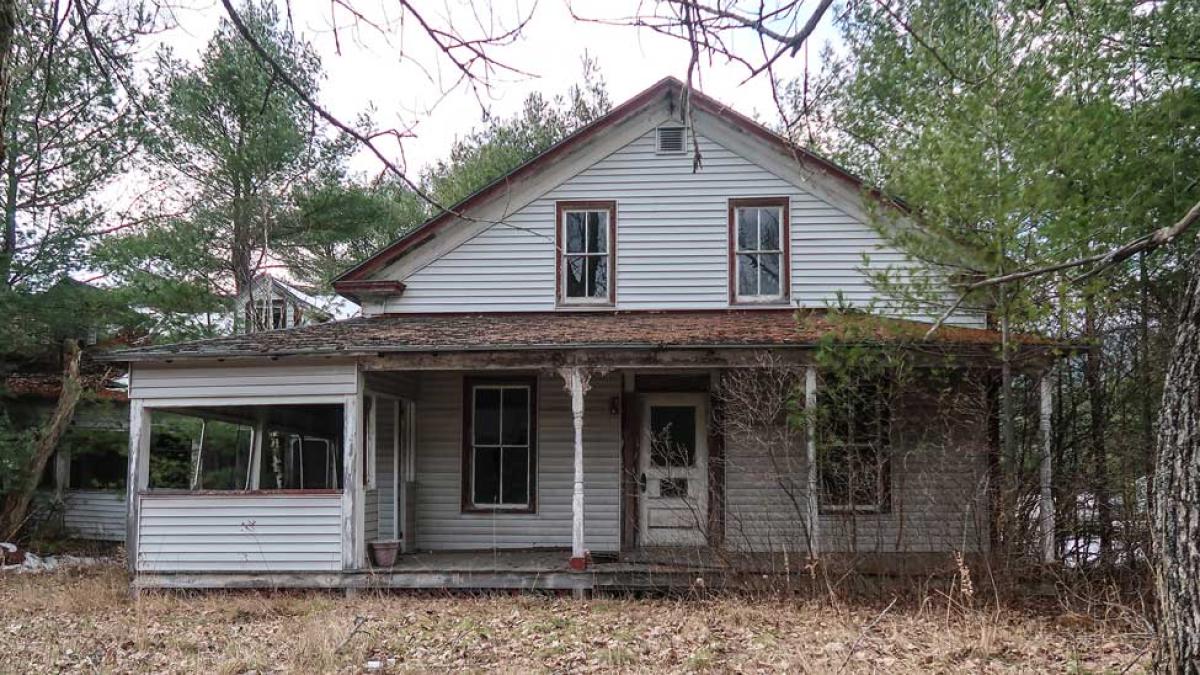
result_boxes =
[1154,252,1200,673]
[1083,298,1110,562]
[0,340,84,541]
[0,0,17,287]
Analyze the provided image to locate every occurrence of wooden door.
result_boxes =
[638,393,708,546]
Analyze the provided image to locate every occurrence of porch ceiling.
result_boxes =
[98,309,1060,364]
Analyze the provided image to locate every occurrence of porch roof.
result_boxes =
[99,309,1057,363]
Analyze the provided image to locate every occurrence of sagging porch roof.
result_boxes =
[98,309,1059,364]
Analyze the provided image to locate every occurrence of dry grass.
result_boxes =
[1,565,1149,673]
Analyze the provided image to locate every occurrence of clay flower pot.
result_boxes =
[368,540,401,568]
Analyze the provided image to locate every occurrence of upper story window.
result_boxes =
[728,197,790,304]
[556,201,616,306]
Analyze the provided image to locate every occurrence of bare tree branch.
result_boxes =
[924,198,1200,338]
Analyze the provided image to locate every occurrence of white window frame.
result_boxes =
[559,205,614,305]
[732,201,788,303]
[469,384,533,510]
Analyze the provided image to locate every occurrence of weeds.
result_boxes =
[0,564,1152,673]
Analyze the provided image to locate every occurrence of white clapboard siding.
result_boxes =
[364,399,399,542]
[412,371,621,552]
[137,493,342,572]
[376,401,397,539]
[725,384,990,554]
[370,127,982,326]
[724,431,813,554]
[130,362,358,401]
[364,487,379,543]
[62,490,126,541]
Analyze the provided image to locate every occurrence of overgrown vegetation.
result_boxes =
[0,565,1150,672]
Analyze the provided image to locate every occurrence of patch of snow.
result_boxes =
[0,543,111,574]
[284,282,360,320]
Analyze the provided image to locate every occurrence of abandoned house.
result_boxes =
[99,77,1061,592]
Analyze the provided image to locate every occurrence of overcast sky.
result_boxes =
[150,0,840,177]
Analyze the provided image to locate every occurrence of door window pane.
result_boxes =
[649,406,697,467]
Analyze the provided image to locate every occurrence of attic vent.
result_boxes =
[656,126,686,153]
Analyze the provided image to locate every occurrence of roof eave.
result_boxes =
[99,339,1075,365]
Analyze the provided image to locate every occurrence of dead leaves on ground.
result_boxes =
[0,566,1149,673]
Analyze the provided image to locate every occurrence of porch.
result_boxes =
[110,310,1061,590]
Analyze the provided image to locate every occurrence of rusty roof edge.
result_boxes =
[98,339,1077,364]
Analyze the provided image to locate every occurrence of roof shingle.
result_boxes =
[99,310,1052,362]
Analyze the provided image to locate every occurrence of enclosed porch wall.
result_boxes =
[125,362,363,574]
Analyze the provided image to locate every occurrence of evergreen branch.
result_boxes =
[925,198,1200,339]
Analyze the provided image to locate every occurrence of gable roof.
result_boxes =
[332,76,892,294]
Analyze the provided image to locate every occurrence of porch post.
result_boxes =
[341,392,364,570]
[559,366,592,570]
[1039,371,1056,564]
[246,412,265,490]
[805,366,820,557]
[125,400,151,573]
[54,447,71,499]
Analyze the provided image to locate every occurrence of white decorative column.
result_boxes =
[805,366,820,557]
[125,400,151,573]
[341,392,364,571]
[559,366,593,570]
[1039,371,1056,564]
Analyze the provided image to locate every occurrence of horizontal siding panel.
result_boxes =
[724,381,991,554]
[132,363,358,400]
[412,371,621,552]
[137,493,341,572]
[379,128,983,326]
[62,490,126,541]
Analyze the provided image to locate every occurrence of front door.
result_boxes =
[639,393,708,546]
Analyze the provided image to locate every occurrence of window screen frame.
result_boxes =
[555,200,617,307]
[727,197,791,305]
[461,376,539,513]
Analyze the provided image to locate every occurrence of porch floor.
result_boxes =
[132,549,961,592]
[382,548,726,574]
[133,549,736,593]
